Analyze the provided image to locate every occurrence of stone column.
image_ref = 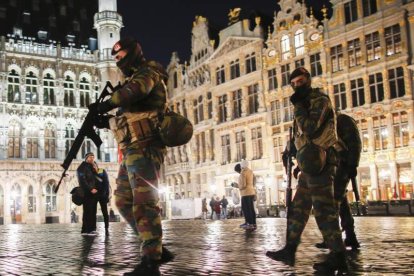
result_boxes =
[369,164,379,201]
[241,86,248,117]
[382,68,390,101]
[363,74,370,105]
[226,91,233,121]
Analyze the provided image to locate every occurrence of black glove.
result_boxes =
[293,166,301,179]
[88,100,114,115]
[94,114,113,129]
[347,166,358,178]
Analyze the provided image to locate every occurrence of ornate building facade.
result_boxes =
[0,0,122,224]
[162,0,414,212]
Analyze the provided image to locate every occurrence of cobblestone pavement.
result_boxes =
[0,217,413,275]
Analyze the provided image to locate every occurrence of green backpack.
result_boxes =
[158,108,193,147]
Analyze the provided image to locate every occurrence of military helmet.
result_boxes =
[296,142,326,175]
[70,187,84,206]
[159,110,193,147]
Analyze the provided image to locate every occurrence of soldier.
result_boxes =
[91,37,173,275]
[266,67,348,273]
[315,111,362,250]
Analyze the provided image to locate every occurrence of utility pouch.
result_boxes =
[109,115,130,150]
[124,112,159,144]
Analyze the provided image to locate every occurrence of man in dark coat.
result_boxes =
[77,152,98,235]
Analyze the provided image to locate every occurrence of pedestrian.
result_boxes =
[90,37,174,275]
[109,208,116,222]
[209,196,216,219]
[94,162,110,236]
[214,196,221,219]
[315,111,362,250]
[71,209,77,223]
[235,161,257,230]
[266,67,348,273]
[77,152,98,236]
[202,197,208,220]
[221,195,228,219]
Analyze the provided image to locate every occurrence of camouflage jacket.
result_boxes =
[109,60,167,113]
[337,113,362,167]
[293,88,338,151]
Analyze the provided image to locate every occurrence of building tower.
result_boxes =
[94,0,123,84]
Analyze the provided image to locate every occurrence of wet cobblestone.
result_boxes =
[0,217,413,275]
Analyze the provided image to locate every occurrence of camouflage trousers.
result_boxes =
[287,164,346,253]
[334,162,355,233]
[114,141,166,260]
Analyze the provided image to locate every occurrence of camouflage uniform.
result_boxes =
[108,60,167,261]
[287,88,345,254]
[335,113,362,240]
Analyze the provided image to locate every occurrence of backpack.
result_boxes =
[158,108,193,147]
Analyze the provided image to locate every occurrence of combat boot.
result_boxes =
[124,256,160,276]
[313,251,349,273]
[266,244,297,266]
[344,231,360,251]
[160,246,175,264]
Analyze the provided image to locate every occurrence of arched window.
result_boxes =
[245,53,256,74]
[65,124,75,156]
[63,76,75,107]
[8,121,21,158]
[25,71,38,104]
[26,126,39,158]
[7,70,20,103]
[79,77,90,108]
[281,35,291,60]
[43,73,56,105]
[45,181,57,212]
[10,184,22,223]
[294,29,305,56]
[28,185,36,213]
[44,124,56,159]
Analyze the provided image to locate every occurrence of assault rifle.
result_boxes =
[351,177,361,216]
[285,127,293,222]
[54,81,119,193]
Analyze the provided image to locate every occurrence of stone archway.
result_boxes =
[10,184,22,224]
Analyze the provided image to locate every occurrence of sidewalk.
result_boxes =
[0,217,413,275]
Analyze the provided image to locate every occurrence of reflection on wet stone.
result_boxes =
[0,218,413,275]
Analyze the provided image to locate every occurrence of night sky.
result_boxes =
[117,0,332,67]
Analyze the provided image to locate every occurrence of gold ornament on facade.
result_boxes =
[321,5,328,20]
[193,15,207,27]
[255,16,261,26]
[385,0,396,4]
[228,8,241,25]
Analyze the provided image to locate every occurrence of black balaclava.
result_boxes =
[112,37,145,76]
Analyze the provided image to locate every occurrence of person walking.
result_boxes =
[315,111,362,250]
[77,152,98,236]
[235,161,256,230]
[209,196,216,219]
[221,196,229,219]
[94,162,110,236]
[90,37,174,275]
[214,197,221,219]
[266,67,348,273]
[202,197,208,220]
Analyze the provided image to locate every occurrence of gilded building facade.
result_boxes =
[0,0,122,225]
[163,0,414,210]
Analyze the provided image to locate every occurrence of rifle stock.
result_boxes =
[285,127,293,221]
[54,81,119,193]
[351,177,361,216]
